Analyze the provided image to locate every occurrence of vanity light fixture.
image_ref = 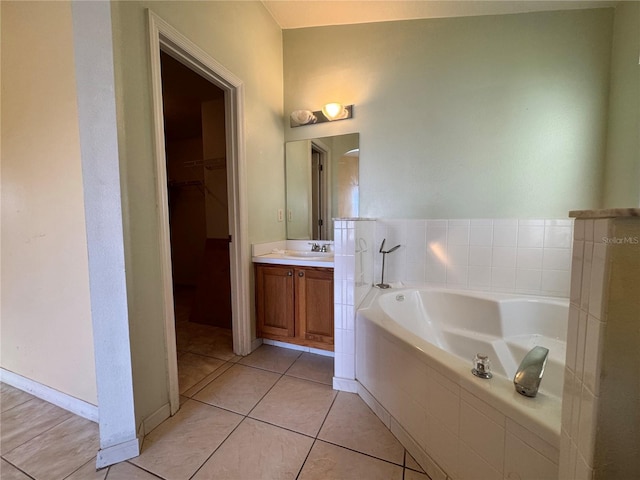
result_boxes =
[290,103,354,127]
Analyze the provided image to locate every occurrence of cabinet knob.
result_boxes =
[287,271,293,276]
[298,271,305,277]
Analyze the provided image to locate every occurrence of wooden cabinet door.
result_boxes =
[255,264,295,337]
[295,267,334,346]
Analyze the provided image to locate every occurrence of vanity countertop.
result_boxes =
[252,252,334,268]
[252,240,335,268]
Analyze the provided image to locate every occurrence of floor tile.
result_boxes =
[192,417,313,480]
[286,352,334,385]
[238,344,301,373]
[177,352,225,394]
[104,462,162,480]
[318,392,405,465]
[0,384,34,413]
[4,415,99,480]
[405,469,431,480]
[180,324,236,361]
[193,364,280,414]
[64,459,108,480]
[298,440,403,480]
[182,362,234,398]
[0,397,72,454]
[0,459,31,480]
[249,375,337,436]
[130,400,242,480]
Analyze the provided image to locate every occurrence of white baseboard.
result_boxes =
[142,402,171,436]
[332,376,358,392]
[263,339,335,357]
[96,437,141,469]
[250,337,263,353]
[0,368,99,422]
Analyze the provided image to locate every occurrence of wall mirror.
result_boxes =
[286,133,359,240]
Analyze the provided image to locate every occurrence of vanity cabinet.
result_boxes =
[255,263,334,351]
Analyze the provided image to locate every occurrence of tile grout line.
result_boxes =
[403,450,407,480]
[0,391,33,415]
[0,406,75,459]
[61,458,103,480]
[185,348,333,479]
[186,350,301,480]
[128,346,335,479]
[1,456,37,480]
[122,460,166,480]
[294,384,339,479]
[295,437,318,480]
[315,437,407,469]
[185,414,248,480]
[180,359,236,399]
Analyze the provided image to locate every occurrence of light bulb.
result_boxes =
[322,103,347,120]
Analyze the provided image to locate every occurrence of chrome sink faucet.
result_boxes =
[308,242,329,252]
[513,346,549,397]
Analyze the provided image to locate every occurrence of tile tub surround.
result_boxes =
[559,210,640,480]
[374,218,573,297]
[333,217,573,477]
[333,220,376,391]
[332,218,572,389]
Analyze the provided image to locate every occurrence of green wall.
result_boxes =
[284,8,616,218]
[603,1,640,208]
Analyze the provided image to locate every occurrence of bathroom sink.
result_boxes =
[283,250,333,260]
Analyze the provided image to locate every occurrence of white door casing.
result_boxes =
[147,10,252,416]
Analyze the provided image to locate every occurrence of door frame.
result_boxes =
[147,10,251,415]
[310,138,332,240]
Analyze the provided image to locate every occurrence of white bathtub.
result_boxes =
[355,287,568,480]
[377,288,567,397]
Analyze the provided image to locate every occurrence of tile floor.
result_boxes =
[1,321,430,479]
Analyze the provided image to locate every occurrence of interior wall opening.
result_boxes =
[159,51,236,394]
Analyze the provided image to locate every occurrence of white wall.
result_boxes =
[284,8,615,219]
[603,1,640,208]
[0,1,97,405]
[109,1,284,425]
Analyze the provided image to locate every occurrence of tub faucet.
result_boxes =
[376,239,401,289]
[513,346,549,397]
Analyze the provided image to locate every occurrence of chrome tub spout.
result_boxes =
[513,346,549,397]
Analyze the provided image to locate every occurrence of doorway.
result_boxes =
[161,52,232,331]
[310,145,327,240]
[148,11,252,416]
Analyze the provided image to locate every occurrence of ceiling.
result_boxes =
[262,0,617,29]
